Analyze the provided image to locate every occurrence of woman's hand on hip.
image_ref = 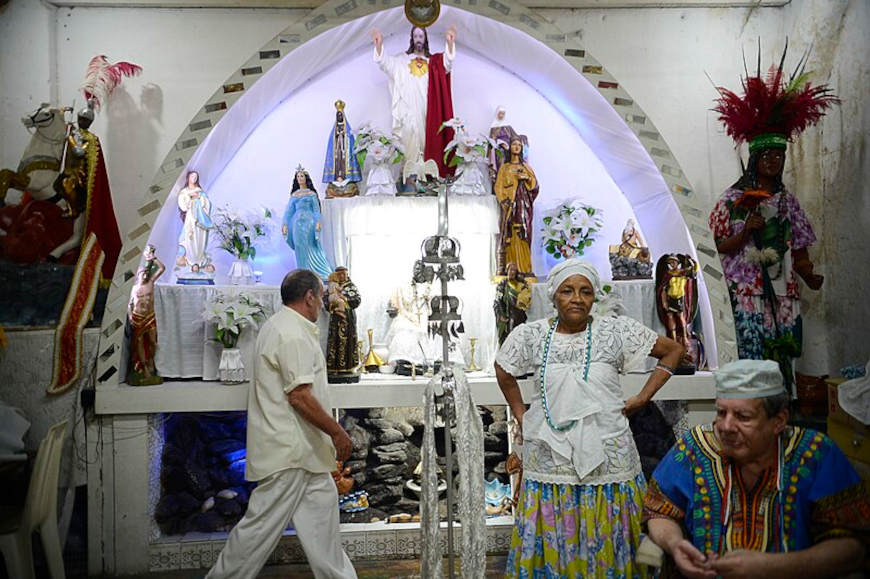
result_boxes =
[622,394,648,417]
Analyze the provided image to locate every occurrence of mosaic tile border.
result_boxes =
[149,524,512,571]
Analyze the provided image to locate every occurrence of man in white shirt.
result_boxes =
[207,269,356,579]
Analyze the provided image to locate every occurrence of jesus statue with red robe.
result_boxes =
[371,25,457,179]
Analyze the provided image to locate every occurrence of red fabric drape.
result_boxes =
[424,53,455,177]
[84,145,121,281]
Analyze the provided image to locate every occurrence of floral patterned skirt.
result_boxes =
[731,293,801,361]
[505,475,648,579]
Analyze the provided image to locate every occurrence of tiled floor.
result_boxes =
[121,555,508,578]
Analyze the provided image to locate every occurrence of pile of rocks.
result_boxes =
[340,405,511,522]
[155,413,256,535]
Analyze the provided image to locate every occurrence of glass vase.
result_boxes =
[227,257,254,285]
[218,347,246,384]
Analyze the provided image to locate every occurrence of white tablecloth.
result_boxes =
[154,284,300,380]
[152,279,662,380]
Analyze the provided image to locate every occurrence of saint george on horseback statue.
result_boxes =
[0,55,140,284]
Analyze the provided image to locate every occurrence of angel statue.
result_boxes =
[442,118,492,196]
[354,124,404,196]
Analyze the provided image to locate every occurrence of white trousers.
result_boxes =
[206,468,357,579]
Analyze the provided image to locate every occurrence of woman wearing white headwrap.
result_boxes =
[495,258,684,577]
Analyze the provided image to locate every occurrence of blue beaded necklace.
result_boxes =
[539,316,592,432]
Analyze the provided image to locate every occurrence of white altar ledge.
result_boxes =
[97,371,715,415]
[151,278,662,381]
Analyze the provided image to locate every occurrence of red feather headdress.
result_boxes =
[713,43,839,153]
[81,55,143,111]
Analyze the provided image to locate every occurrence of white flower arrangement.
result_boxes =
[541,200,604,259]
[440,118,494,167]
[213,205,273,261]
[354,123,404,168]
[746,247,781,266]
[202,292,267,348]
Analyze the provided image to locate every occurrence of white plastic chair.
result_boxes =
[0,419,69,579]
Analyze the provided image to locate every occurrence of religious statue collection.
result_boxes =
[655,253,702,374]
[97,19,739,396]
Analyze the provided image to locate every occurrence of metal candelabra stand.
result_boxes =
[413,176,465,578]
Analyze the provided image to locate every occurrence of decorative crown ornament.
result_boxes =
[405,0,440,28]
[335,99,346,112]
[713,40,839,154]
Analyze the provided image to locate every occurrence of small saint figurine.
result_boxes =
[128,244,165,386]
[608,218,652,280]
[325,266,362,383]
[655,254,700,374]
[176,170,215,279]
[488,105,527,183]
[386,278,432,373]
[493,262,532,345]
[323,100,362,198]
[282,166,333,280]
[493,136,539,277]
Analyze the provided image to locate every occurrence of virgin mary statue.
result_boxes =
[282,166,333,279]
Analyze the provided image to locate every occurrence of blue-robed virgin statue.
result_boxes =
[282,166,333,279]
[323,100,362,198]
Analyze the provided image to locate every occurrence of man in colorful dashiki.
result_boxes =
[644,359,868,578]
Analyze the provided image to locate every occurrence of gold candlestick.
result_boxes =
[363,328,385,370]
[466,337,482,372]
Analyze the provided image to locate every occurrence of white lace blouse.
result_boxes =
[495,315,658,486]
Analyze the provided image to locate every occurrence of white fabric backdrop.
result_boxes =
[141,5,716,365]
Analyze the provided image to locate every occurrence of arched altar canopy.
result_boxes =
[99,2,737,389]
[150,6,693,279]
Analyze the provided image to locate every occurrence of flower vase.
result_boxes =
[218,347,246,384]
[228,257,254,285]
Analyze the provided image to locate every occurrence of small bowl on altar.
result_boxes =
[379,364,396,374]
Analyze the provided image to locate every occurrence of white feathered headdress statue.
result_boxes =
[81,55,143,110]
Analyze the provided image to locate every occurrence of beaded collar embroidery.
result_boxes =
[539,316,592,432]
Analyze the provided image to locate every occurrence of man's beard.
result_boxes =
[414,41,425,53]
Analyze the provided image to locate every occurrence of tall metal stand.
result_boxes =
[415,178,464,578]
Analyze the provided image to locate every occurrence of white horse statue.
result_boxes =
[0,103,95,263]
[0,103,72,204]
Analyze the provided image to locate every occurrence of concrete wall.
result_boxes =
[1,0,867,373]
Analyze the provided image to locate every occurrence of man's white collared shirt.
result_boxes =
[245,306,335,481]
